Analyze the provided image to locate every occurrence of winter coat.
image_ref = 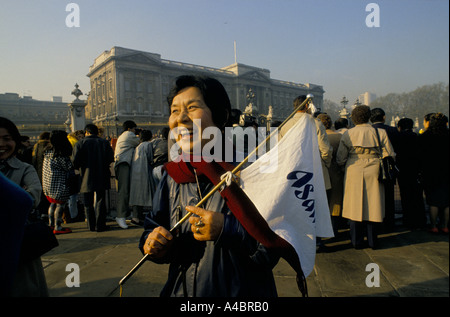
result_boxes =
[336,124,395,222]
[326,129,344,216]
[0,156,41,208]
[151,138,168,167]
[417,129,449,207]
[139,171,279,297]
[42,150,74,202]
[114,131,139,169]
[129,141,156,207]
[72,135,114,193]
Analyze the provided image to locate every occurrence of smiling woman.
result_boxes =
[139,75,280,297]
[0,116,49,296]
[0,124,19,161]
[0,117,42,206]
[168,86,216,155]
[167,75,232,161]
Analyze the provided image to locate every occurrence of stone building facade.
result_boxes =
[0,93,70,139]
[86,47,324,135]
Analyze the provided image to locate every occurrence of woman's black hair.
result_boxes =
[49,130,73,157]
[424,113,435,122]
[0,116,22,156]
[139,129,153,142]
[370,108,385,123]
[85,123,99,135]
[123,120,137,132]
[397,118,414,131]
[167,75,231,129]
[428,113,449,136]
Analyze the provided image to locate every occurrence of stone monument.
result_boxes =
[68,83,87,132]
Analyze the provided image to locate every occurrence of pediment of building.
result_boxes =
[116,53,162,66]
[239,70,271,83]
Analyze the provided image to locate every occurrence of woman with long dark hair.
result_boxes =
[42,130,74,234]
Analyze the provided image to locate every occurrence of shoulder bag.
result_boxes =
[374,128,398,183]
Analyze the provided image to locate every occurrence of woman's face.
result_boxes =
[0,127,16,160]
[168,86,216,154]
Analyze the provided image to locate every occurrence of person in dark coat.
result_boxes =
[417,113,449,233]
[396,118,426,229]
[370,108,399,232]
[139,75,279,297]
[151,127,169,184]
[0,172,32,296]
[72,124,114,232]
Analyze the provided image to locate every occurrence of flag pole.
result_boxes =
[118,96,313,296]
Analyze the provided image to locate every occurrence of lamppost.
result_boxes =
[339,96,349,119]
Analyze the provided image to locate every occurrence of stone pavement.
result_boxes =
[41,217,449,298]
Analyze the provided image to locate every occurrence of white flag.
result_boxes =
[240,114,334,277]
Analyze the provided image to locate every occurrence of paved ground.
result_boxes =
[41,216,449,298]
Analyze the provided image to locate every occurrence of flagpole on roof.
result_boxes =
[118,95,314,296]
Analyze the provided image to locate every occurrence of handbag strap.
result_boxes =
[373,127,383,158]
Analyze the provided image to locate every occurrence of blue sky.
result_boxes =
[0,0,448,105]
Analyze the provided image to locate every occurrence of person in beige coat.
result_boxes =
[336,105,395,249]
[317,113,344,235]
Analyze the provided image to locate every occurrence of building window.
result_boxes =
[109,80,113,98]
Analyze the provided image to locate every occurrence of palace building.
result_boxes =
[86,46,324,135]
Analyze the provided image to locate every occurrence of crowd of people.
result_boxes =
[1,75,448,297]
[0,116,169,296]
[317,108,449,248]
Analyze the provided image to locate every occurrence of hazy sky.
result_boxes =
[0,0,448,105]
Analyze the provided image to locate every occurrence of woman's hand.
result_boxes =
[143,226,173,259]
[187,206,224,241]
